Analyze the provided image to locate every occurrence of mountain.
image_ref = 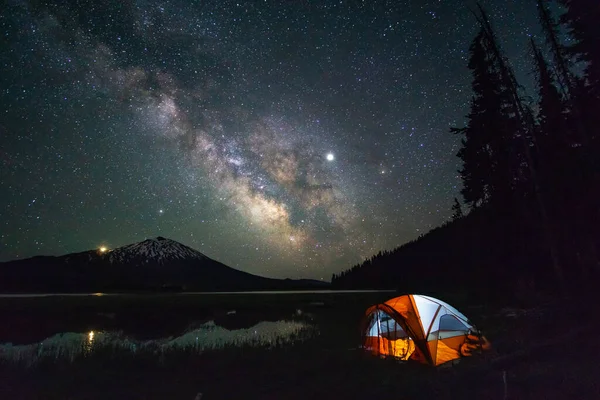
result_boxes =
[104,236,209,265]
[0,237,328,293]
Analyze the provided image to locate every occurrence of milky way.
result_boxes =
[0,0,543,278]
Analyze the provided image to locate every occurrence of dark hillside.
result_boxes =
[331,207,561,304]
[333,3,600,303]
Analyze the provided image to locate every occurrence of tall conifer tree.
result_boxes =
[452,30,493,208]
[557,0,600,284]
[536,0,574,96]
[558,0,600,95]
[453,25,525,210]
[530,39,572,218]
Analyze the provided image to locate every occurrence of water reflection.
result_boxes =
[0,320,314,366]
[0,289,396,298]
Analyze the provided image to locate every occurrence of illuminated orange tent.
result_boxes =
[362,294,491,366]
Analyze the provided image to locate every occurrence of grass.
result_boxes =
[1,291,599,399]
[0,320,318,368]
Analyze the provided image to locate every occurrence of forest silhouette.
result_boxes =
[332,1,599,304]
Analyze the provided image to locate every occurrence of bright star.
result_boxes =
[159,209,164,215]
[326,153,334,161]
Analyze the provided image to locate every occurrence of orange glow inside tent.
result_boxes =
[361,294,491,366]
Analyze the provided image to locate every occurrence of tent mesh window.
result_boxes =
[438,314,468,332]
[364,310,413,359]
[379,314,407,340]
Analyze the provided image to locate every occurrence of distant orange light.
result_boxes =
[98,246,108,253]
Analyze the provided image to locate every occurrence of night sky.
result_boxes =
[1,0,542,279]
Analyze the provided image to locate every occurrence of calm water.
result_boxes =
[0,290,395,365]
[0,289,395,298]
[0,320,315,366]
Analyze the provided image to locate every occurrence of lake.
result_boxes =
[0,289,396,298]
[0,290,395,364]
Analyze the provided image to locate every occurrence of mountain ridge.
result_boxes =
[0,237,328,293]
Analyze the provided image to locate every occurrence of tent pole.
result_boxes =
[377,310,382,355]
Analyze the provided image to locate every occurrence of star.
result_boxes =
[0,0,545,281]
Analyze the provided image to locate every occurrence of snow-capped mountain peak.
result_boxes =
[106,237,208,265]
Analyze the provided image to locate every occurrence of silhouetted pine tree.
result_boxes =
[473,6,537,183]
[537,0,591,160]
[530,39,578,284]
[556,0,600,283]
[558,0,600,96]
[471,4,564,289]
[451,197,464,220]
[531,38,569,170]
[537,0,575,96]
[452,27,523,211]
[452,32,484,209]
[452,30,493,208]
[554,1,599,175]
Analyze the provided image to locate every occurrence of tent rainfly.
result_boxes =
[362,294,491,366]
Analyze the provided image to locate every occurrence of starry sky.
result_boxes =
[1,0,543,279]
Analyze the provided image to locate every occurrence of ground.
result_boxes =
[0,292,598,399]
